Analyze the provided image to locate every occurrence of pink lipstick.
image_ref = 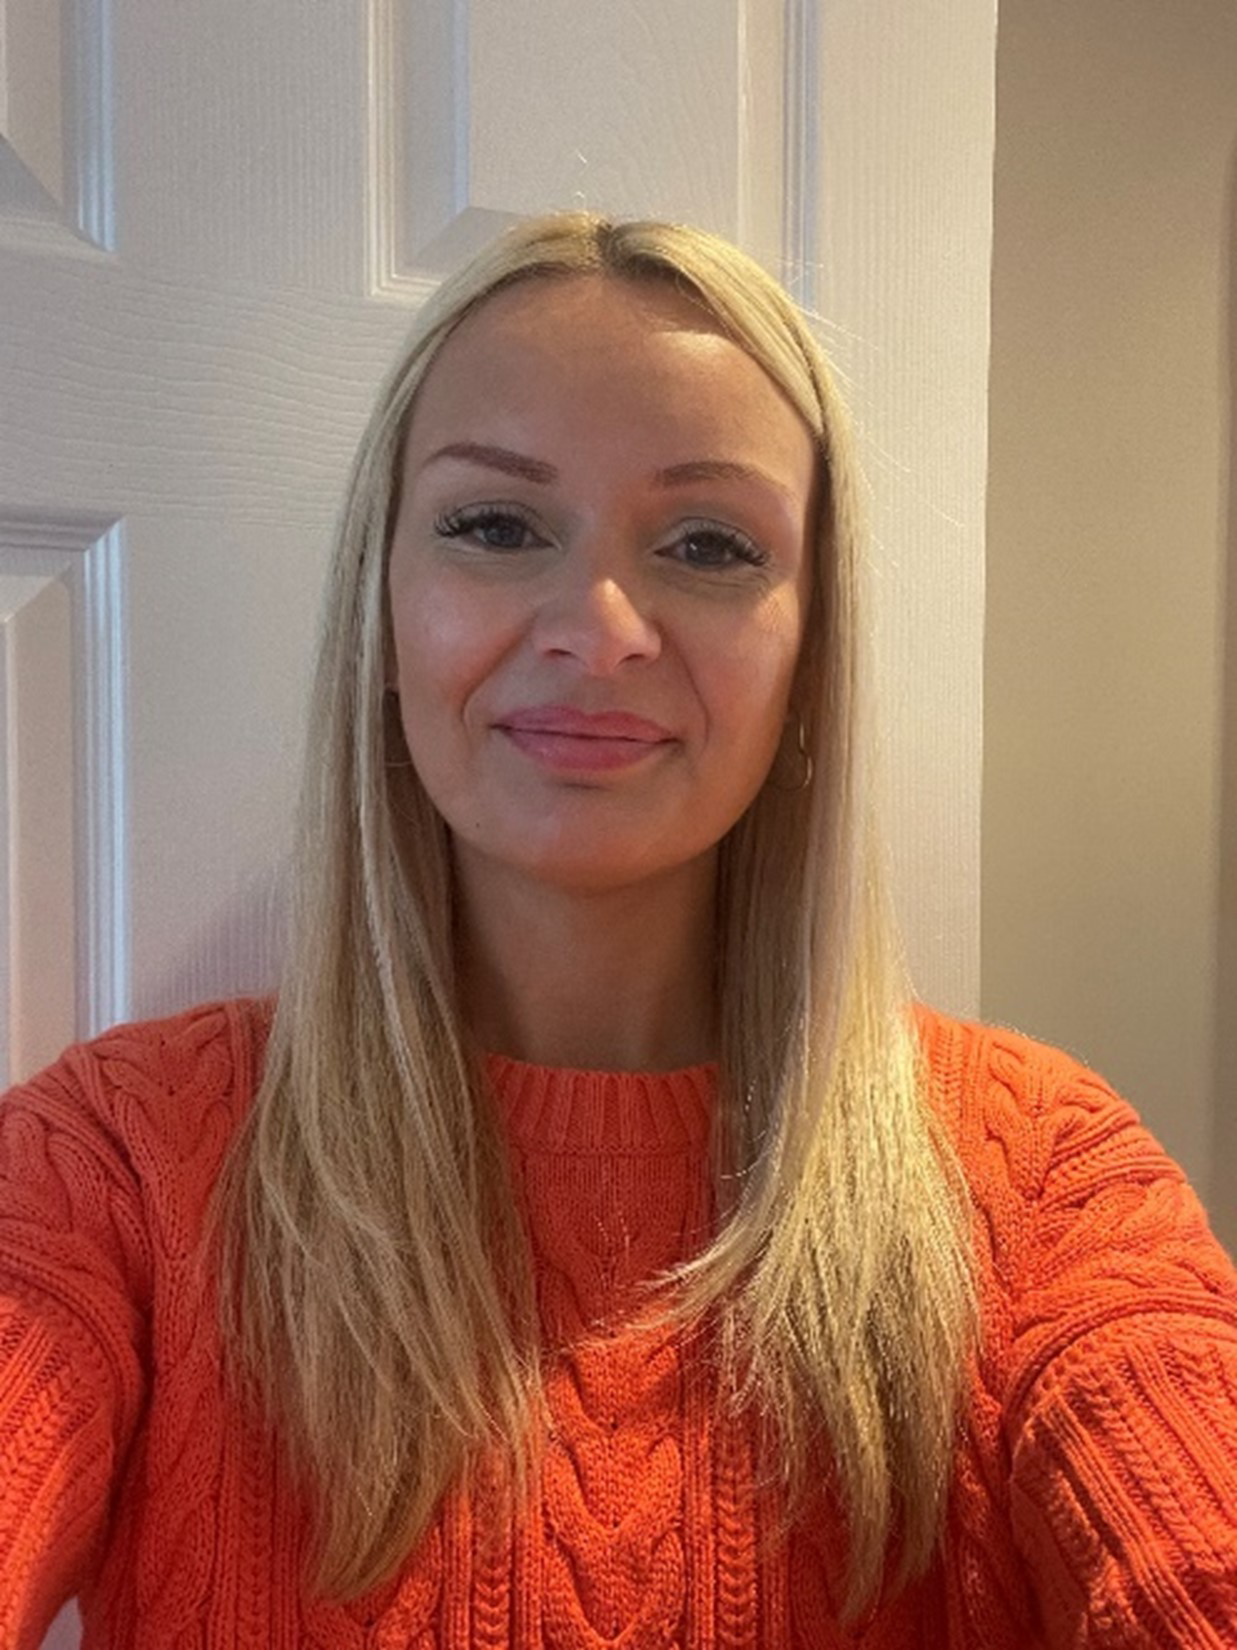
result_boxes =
[495,704,675,773]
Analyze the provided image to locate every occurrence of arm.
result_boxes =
[0,1054,150,1650]
[1001,1056,1237,1647]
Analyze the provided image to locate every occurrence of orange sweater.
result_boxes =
[1,998,1235,1649]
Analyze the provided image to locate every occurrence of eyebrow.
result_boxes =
[424,442,558,485]
[422,442,797,503]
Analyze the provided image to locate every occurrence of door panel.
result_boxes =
[0,572,74,1084]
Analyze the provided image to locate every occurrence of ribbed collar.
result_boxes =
[484,1054,716,1154]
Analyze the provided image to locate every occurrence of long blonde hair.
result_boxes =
[212,213,979,1624]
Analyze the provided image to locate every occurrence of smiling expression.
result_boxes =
[386,274,819,899]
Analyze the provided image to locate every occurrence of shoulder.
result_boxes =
[911,1002,1237,1374]
[910,1002,1168,1202]
[910,1001,1236,1316]
[0,996,272,1223]
[912,1001,1131,1123]
[909,999,1222,1227]
[4,994,273,1125]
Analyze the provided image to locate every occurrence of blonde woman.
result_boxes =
[1,214,1234,1649]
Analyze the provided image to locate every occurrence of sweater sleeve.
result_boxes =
[0,1050,151,1650]
[998,1049,1237,1647]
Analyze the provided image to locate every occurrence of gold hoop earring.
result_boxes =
[383,687,416,770]
[770,713,813,792]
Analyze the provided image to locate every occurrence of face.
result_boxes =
[387,274,818,901]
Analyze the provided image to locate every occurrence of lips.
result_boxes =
[495,705,674,742]
[494,704,675,773]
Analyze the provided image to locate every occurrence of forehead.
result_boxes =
[401,274,815,479]
[435,272,731,377]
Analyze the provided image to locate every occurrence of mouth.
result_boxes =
[494,708,675,774]
[496,705,675,742]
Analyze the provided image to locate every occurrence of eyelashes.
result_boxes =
[434,505,545,552]
[674,525,771,571]
[432,505,771,572]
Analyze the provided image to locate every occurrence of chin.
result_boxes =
[463,830,713,899]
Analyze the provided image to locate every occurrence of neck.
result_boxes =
[454,852,718,1071]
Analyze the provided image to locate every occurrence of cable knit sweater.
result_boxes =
[1,998,1235,1649]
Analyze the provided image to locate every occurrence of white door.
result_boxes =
[0,3,996,1643]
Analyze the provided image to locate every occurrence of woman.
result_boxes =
[1,213,1234,1649]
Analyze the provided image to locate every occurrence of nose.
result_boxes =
[533,569,662,674]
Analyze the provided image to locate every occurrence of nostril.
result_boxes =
[532,585,662,671]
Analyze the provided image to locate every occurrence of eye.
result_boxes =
[434,505,546,552]
[664,521,770,571]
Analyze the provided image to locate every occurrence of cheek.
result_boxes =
[703,606,803,744]
[390,579,504,731]
[389,589,487,821]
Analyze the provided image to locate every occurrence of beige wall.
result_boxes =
[984,0,1237,1247]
